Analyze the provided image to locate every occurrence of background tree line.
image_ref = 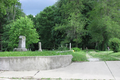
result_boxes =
[0,0,120,51]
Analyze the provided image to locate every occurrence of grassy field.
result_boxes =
[110,52,120,58]
[72,51,88,62]
[0,50,88,62]
[1,50,120,61]
[0,51,71,57]
[88,50,120,61]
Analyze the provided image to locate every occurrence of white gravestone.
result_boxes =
[18,36,26,48]
[13,36,27,51]
[69,43,71,50]
[38,42,42,51]
[66,44,68,48]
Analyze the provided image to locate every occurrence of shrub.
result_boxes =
[109,38,120,52]
[72,47,81,52]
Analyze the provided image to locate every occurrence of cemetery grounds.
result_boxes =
[0,49,120,62]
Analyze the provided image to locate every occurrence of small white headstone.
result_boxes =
[66,44,68,48]
[18,36,26,48]
[38,42,42,51]
[69,43,71,50]
[61,44,63,47]
[13,36,27,51]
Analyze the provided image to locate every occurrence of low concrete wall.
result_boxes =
[0,55,73,71]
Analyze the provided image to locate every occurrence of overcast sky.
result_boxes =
[19,0,58,16]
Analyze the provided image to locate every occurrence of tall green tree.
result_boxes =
[80,0,94,49]
[88,0,120,50]
[27,14,35,22]
[0,0,18,17]
[6,1,25,21]
[0,0,25,51]
[55,0,87,47]
[35,6,63,49]
[7,16,39,50]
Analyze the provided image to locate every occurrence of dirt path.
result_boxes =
[86,53,100,62]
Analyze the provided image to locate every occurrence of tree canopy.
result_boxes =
[8,16,39,50]
[1,0,120,51]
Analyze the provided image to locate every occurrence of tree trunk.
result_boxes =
[13,4,16,20]
[102,40,105,51]
[76,42,78,47]
[102,33,106,51]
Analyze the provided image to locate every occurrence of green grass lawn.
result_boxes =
[110,52,120,57]
[0,51,71,57]
[88,50,120,61]
[0,50,88,62]
[1,50,120,61]
[72,51,88,62]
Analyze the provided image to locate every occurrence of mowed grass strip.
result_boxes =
[110,52,120,58]
[89,51,120,61]
[0,50,88,62]
[0,51,71,57]
[72,51,88,62]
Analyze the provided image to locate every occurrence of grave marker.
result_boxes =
[69,43,71,50]
[38,42,42,51]
[13,36,27,51]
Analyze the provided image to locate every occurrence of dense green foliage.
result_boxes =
[58,46,68,51]
[109,38,120,52]
[88,0,120,51]
[35,6,62,49]
[72,47,81,52]
[0,0,19,17]
[1,0,120,51]
[9,16,39,49]
[0,0,25,51]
